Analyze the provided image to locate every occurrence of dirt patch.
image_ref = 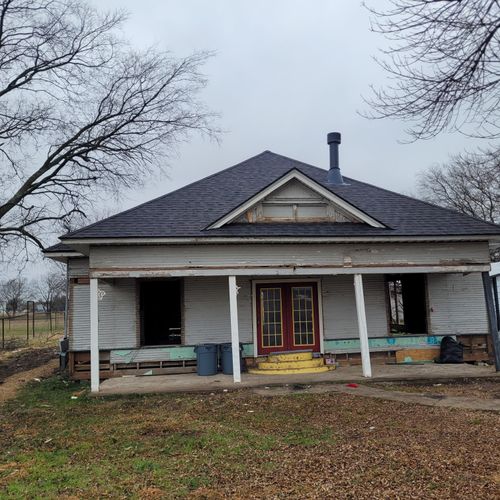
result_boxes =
[0,359,58,403]
[372,379,500,400]
[0,347,58,383]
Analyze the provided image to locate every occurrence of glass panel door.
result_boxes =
[291,286,315,346]
[260,287,283,348]
[256,282,320,355]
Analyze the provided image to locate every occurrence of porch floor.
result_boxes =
[97,363,500,396]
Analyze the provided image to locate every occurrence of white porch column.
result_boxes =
[90,278,100,392]
[354,273,372,378]
[228,275,241,383]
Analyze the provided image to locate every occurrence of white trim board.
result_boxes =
[206,169,385,229]
[60,235,500,248]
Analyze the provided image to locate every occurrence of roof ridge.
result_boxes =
[61,150,273,239]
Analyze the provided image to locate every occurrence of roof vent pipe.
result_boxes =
[327,132,345,185]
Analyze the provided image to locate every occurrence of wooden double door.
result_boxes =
[256,282,320,355]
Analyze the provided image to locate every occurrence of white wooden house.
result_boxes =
[45,133,500,392]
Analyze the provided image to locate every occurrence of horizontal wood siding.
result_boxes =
[322,275,388,339]
[70,279,137,351]
[68,257,89,277]
[89,242,490,271]
[98,279,137,349]
[427,272,488,335]
[70,284,90,350]
[184,277,253,344]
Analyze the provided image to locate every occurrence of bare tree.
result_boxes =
[418,148,500,221]
[0,0,216,259]
[364,0,500,140]
[33,271,66,313]
[418,147,500,259]
[0,276,27,316]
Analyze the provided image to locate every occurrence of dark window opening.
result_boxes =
[386,274,427,334]
[140,280,182,346]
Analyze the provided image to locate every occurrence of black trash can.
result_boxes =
[194,343,218,376]
[220,343,243,375]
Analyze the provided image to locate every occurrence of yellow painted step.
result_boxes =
[248,366,331,376]
[257,359,325,370]
[267,352,312,363]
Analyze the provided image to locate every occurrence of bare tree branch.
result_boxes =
[417,147,500,259]
[363,0,500,140]
[0,0,218,260]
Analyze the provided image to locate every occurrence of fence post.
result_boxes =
[32,302,35,338]
[1,317,4,349]
[26,302,29,343]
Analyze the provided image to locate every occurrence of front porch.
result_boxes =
[80,259,498,392]
[97,362,500,396]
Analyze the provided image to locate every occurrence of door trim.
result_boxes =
[252,278,324,356]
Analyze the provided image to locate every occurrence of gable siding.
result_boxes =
[70,279,137,351]
[322,275,388,339]
[427,272,488,335]
[183,276,253,344]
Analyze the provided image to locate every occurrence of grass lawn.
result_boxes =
[0,376,499,499]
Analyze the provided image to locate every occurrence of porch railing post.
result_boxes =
[228,275,241,383]
[90,278,100,392]
[354,273,372,378]
[482,272,500,371]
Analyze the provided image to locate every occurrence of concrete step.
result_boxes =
[267,352,313,363]
[257,358,325,370]
[248,366,332,376]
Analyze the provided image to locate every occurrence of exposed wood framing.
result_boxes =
[482,272,500,371]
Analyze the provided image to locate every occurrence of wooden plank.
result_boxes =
[72,366,197,380]
[396,347,440,363]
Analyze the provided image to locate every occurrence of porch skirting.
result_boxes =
[67,334,493,380]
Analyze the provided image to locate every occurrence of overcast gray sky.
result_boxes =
[94,0,483,210]
[8,1,487,279]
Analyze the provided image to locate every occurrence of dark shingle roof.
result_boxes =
[59,151,500,240]
[43,242,77,253]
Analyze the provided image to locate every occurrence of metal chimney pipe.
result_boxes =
[327,132,344,185]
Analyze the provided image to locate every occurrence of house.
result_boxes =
[45,133,500,392]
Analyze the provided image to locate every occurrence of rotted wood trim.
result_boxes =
[90,263,490,278]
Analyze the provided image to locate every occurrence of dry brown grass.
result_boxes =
[0,375,499,498]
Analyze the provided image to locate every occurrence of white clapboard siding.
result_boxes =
[90,242,490,270]
[70,279,137,350]
[68,257,89,277]
[427,272,488,335]
[70,284,90,350]
[184,276,253,344]
[322,275,388,339]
